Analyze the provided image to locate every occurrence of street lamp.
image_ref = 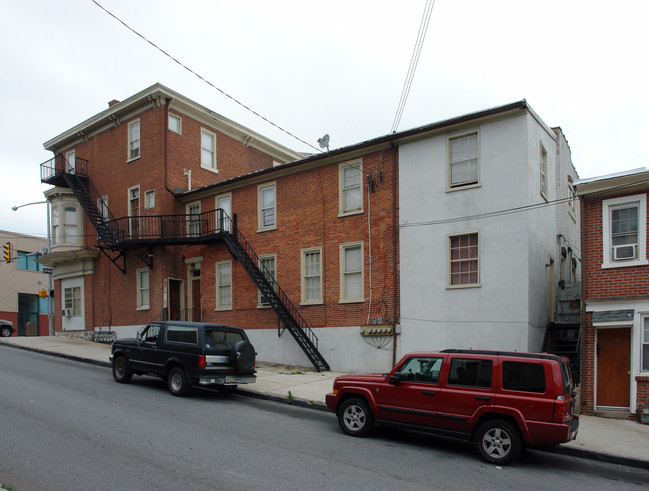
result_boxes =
[11,200,54,336]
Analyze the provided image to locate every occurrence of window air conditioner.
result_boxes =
[61,308,73,317]
[613,244,637,261]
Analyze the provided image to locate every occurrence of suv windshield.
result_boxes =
[205,329,244,349]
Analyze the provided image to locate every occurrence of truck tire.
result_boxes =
[337,397,374,437]
[475,419,522,465]
[112,356,132,384]
[231,340,255,374]
[168,366,190,397]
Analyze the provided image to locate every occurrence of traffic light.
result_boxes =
[3,242,10,263]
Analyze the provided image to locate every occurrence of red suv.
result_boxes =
[326,350,578,465]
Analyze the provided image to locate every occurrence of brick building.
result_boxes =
[575,168,649,418]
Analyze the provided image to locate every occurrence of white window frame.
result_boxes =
[540,143,548,200]
[569,183,577,221]
[64,286,82,317]
[258,253,277,307]
[215,193,232,233]
[338,159,363,216]
[448,232,481,289]
[136,268,150,310]
[63,205,78,244]
[65,149,76,174]
[258,182,277,232]
[144,190,155,210]
[128,119,140,162]
[168,113,182,134]
[643,316,649,373]
[186,201,201,237]
[200,128,217,172]
[340,241,364,303]
[51,205,60,245]
[215,260,233,311]
[301,247,323,305]
[447,131,480,191]
[602,194,648,269]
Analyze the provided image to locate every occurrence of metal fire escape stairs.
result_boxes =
[40,155,330,371]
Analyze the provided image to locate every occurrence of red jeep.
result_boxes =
[326,350,579,465]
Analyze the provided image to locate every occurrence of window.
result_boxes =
[449,232,480,287]
[258,182,276,231]
[201,128,217,171]
[168,113,182,134]
[128,186,140,238]
[144,190,155,209]
[63,206,77,243]
[128,120,140,160]
[66,149,76,173]
[301,247,322,305]
[141,324,160,343]
[602,194,647,268]
[569,184,577,220]
[340,242,364,302]
[166,324,198,344]
[205,328,245,348]
[258,254,277,307]
[448,132,479,189]
[448,358,493,388]
[502,361,546,393]
[64,286,81,317]
[396,356,443,383]
[216,193,231,232]
[52,206,59,245]
[339,160,363,216]
[17,251,43,272]
[136,268,150,309]
[643,318,649,372]
[97,195,109,220]
[540,144,548,199]
[186,202,201,237]
[216,260,232,310]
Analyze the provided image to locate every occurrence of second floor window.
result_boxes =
[540,144,548,199]
[128,120,140,160]
[448,132,479,189]
[602,194,647,268]
[611,206,639,260]
[449,232,480,287]
[201,129,217,171]
[339,160,363,215]
[63,206,77,243]
[258,183,276,231]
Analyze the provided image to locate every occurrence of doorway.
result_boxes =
[168,278,183,321]
[596,327,631,409]
[187,264,202,322]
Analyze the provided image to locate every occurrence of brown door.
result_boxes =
[169,279,181,321]
[596,328,631,408]
[190,273,201,322]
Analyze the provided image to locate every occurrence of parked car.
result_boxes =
[110,321,256,396]
[0,320,15,337]
[326,349,579,465]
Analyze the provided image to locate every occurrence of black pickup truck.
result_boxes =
[110,321,256,396]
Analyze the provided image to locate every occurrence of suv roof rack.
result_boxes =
[440,349,562,362]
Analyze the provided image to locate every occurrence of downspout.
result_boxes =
[579,194,586,411]
[391,141,399,368]
[164,98,175,197]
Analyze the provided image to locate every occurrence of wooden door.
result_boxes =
[169,279,181,321]
[596,328,631,408]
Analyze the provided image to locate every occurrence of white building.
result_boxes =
[397,101,579,354]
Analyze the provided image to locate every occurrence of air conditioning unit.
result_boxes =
[61,308,73,317]
[613,244,637,261]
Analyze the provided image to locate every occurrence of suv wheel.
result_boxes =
[475,419,522,465]
[338,397,374,437]
[231,340,255,374]
[1,326,12,337]
[112,357,133,384]
[168,367,190,397]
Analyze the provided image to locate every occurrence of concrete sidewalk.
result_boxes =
[2,336,648,469]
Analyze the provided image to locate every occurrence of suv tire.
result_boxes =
[168,366,190,397]
[1,326,12,337]
[475,419,522,465]
[230,340,255,374]
[112,357,133,384]
[338,397,374,437]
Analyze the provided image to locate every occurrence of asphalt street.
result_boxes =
[1,346,648,490]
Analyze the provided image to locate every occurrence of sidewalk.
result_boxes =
[2,336,648,469]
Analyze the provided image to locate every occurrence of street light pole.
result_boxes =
[11,200,54,336]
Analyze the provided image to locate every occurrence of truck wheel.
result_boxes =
[112,357,132,383]
[338,397,374,437]
[475,419,522,465]
[231,340,255,374]
[168,367,190,397]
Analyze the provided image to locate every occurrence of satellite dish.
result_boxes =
[317,134,330,151]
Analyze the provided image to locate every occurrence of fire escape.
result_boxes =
[41,155,330,372]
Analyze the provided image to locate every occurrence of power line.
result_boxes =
[90,0,320,153]
[391,0,436,134]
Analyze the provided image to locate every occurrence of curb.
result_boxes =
[3,340,649,470]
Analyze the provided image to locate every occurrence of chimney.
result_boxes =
[108,99,120,108]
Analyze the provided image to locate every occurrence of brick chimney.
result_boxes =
[108,99,120,108]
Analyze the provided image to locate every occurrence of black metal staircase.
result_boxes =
[40,154,330,372]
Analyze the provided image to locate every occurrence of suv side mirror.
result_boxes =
[389,372,407,385]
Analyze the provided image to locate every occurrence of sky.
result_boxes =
[1,0,648,238]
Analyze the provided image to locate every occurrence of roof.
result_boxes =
[574,167,649,197]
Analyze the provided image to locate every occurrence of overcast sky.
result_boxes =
[1,0,647,238]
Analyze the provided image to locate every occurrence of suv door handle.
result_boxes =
[422,390,437,396]
[475,395,491,401]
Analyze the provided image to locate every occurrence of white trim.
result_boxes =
[601,194,647,269]
[215,260,233,311]
[301,246,323,305]
[257,182,277,232]
[168,113,182,134]
[338,159,364,217]
[339,241,364,303]
[200,128,217,173]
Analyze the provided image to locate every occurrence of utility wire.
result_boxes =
[90,0,321,153]
[391,0,436,134]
